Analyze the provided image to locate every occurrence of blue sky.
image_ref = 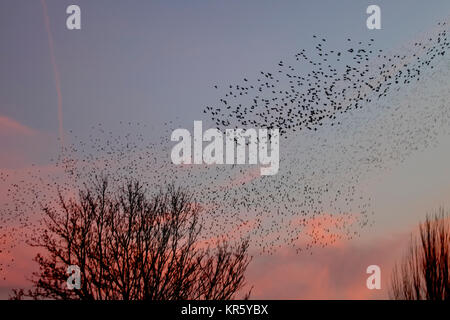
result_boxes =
[1,0,449,136]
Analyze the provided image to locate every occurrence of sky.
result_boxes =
[1,0,450,299]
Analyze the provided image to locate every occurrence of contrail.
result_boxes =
[40,0,64,147]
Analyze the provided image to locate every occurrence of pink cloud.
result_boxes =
[246,229,412,299]
[222,167,262,189]
[0,114,58,169]
[0,115,36,137]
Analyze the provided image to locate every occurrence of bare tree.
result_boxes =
[12,177,251,300]
[389,209,449,300]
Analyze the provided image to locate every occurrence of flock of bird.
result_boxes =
[205,22,448,137]
[1,20,449,281]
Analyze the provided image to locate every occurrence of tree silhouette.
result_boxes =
[389,209,449,300]
[12,177,251,300]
